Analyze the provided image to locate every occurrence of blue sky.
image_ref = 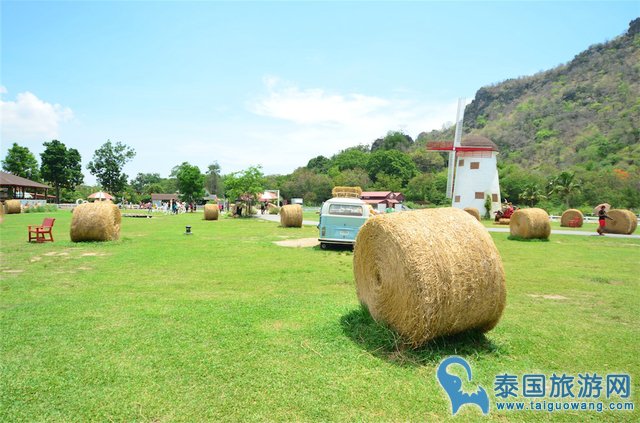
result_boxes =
[1,1,638,184]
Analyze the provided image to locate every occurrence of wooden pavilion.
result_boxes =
[0,171,53,202]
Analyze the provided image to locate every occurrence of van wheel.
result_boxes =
[320,242,328,250]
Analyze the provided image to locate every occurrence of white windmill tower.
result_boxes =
[427,98,502,216]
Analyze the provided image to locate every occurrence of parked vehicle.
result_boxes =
[318,197,370,249]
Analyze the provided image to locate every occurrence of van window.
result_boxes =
[328,204,364,216]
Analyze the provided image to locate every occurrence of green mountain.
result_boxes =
[430,18,640,173]
[416,18,640,210]
[275,19,640,210]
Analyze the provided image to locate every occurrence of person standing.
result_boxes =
[597,205,613,236]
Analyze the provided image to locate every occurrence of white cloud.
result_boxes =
[241,77,462,174]
[0,89,73,142]
[251,76,390,126]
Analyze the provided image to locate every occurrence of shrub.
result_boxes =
[23,204,58,214]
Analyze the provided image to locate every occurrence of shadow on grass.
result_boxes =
[312,243,354,252]
[340,306,504,367]
[507,236,550,242]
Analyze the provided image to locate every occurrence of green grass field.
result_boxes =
[1,210,638,421]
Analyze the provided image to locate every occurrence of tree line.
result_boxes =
[3,128,638,212]
[2,139,228,205]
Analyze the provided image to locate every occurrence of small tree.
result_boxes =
[87,140,136,200]
[224,165,265,216]
[40,140,84,203]
[130,173,162,196]
[370,131,414,152]
[205,162,224,197]
[549,171,581,208]
[171,162,205,204]
[520,183,546,207]
[484,194,492,219]
[66,148,84,192]
[2,143,41,181]
[366,149,417,186]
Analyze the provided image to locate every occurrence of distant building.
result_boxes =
[0,171,53,204]
[360,191,405,209]
[151,193,178,208]
[451,135,501,215]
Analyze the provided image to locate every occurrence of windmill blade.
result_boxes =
[446,98,465,198]
[453,98,465,148]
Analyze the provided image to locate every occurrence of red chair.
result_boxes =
[28,218,56,243]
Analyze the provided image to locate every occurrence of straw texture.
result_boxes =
[5,200,21,214]
[463,207,480,221]
[509,208,551,239]
[560,209,584,227]
[604,209,637,235]
[70,201,121,242]
[353,207,506,347]
[204,204,219,220]
[331,186,362,198]
[280,204,303,228]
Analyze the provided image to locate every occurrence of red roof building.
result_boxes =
[360,191,405,208]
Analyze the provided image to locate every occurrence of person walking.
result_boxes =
[597,205,613,236]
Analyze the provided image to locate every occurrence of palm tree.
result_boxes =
[521,183,546,207]
[550,171,581,208]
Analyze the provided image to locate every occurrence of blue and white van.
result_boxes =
[318,197,371,249]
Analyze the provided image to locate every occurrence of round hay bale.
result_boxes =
[5,200,21,214]
[204,204,219,220]
[603,209,637,235]
[280,204,303,228]
[463,207,480,221]
[353,207,506,347]
[560,209,583,227]
[497,218,511,225]
[70,201,121,242]
[509,208,551,239]
[331,186,362,198]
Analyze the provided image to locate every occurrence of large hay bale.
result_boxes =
[353,207,506,347]
[497,218,511,225]
[603,209,637,235]
[463,207,480,221]
[280,204,303,228]
[509,208,551,239]
[5,200,21,214]
[70,201,121,242]
[204,204,219,220]
[560,209,583,227]
[332,186,362,198]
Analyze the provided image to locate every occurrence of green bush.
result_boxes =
[23,204,58,214]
